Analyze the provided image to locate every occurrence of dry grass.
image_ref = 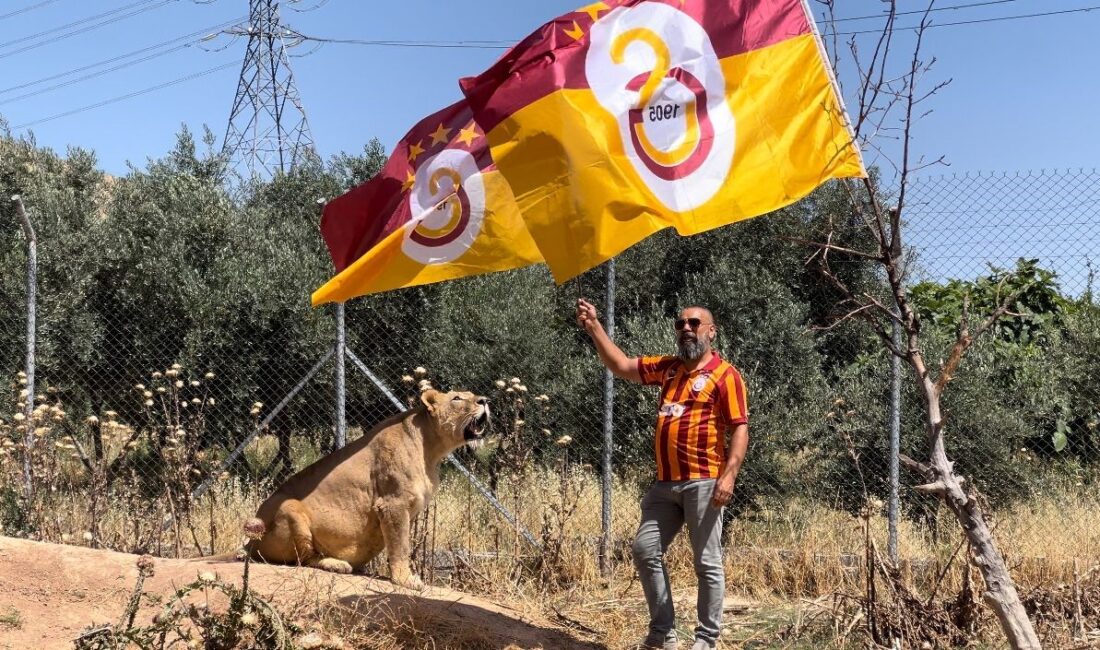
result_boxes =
[6,378,1100,648]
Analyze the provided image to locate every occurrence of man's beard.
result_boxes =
[677,335,709,361]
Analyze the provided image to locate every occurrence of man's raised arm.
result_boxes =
[576,298,641,383]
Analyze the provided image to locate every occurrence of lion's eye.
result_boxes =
[452,396,463,401]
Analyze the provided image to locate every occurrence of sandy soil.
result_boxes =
[0,536,604,649]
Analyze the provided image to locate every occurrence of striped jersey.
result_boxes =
[638,353,748,481]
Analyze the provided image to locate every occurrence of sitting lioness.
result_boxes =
[247,389,489,590]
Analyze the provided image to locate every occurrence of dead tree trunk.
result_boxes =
[904,354,1040,648]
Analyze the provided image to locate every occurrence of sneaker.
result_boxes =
[689,639,716,650]
[637,635,679,650]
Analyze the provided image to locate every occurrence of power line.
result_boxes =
[832,0,1028,23]
[0,0,64,22]
[290,34,511,49]
[289,3,1098,51]
[0,0,175,61]
[837,4,1100,36]
[12,61,237,130]
[0,0,159,49]
[0,16,246,99]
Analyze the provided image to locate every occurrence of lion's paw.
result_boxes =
[392,572,425,591]
[311,558,353,574]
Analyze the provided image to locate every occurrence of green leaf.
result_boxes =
[1054,419,1070,452]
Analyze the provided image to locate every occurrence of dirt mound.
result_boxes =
[0,537,602,649]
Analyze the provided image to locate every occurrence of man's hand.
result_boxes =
[576,298,600,334]
[711,473,735,509]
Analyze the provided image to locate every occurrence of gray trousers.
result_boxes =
[631,479,724,646]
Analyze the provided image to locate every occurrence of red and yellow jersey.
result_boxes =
[638,353,748,481]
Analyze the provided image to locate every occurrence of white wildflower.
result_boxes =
[198,571,216,583]
[414,366,427,377]
[175,380,184,389]
[494,379,506,389]
[555,435,572,447]
[509,377,521,385]
[85,416,99,425]
[144,399,154,407]
[135,384,145,391]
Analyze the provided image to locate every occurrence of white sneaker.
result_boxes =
[638,636,679,650]
[690,640,716,650]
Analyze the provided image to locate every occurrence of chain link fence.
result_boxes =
[2,166,1099,597]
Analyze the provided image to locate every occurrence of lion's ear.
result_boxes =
[420,389,441,414]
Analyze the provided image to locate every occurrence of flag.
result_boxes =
[312,100,543,305]
[460,0,866,283]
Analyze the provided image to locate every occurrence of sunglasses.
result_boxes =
[674,318,709,331]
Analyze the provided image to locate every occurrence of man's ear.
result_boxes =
[420,389,441,414]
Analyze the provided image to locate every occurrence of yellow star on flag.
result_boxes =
[402,170,416,192]
[581,1,609,21]
[429,123,452,146]
[563,20,584,41]
[408,141,425,161]
[457,125,480,147]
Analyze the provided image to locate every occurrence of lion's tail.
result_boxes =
[187,517,266,563]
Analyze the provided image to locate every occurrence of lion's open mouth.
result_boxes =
[464,409,489,447]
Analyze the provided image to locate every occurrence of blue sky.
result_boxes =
[2,0,1099,177]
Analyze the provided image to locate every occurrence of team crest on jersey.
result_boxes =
[691,375,709,393]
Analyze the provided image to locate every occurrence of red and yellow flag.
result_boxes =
[312,100,542,305]
[460,0,865,283]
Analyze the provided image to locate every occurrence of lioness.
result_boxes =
[247,389,489,590]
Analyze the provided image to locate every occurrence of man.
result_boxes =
[576,299,749,650]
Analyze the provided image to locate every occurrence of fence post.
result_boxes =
[335,302,347,449]
[11,195,36,501]
[599,259,616,576]
[888,320,901,563]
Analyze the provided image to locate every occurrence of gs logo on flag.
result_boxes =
[585,2,736,212]
[403,149,487,265]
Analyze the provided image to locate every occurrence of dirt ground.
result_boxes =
[0,536,603,649]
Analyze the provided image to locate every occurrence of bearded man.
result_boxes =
[576,299,749,650]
